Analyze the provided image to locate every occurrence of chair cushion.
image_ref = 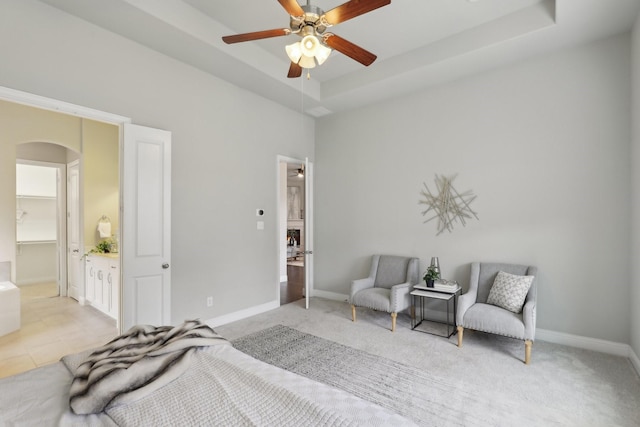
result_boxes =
[486,271,534,314]
[373,256,409,289]
[462,303,525,340]
[351,288,391,312]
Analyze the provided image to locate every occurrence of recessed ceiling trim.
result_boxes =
[119,0,323,100]
[36,0,640,117]
[306,106,332,117]
[322,0,556,101]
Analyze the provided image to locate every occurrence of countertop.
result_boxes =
[87,252,119,259]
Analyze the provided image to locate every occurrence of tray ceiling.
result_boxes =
[38,0,640,116]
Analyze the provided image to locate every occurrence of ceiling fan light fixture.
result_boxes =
[286,36,331,69]
[314,43,332,65]
[298,54,316,69]
[300,34,319,57]
[285,42,303,63]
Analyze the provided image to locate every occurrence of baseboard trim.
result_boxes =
[16,277,57,286]
[537,328,631,357]
[629,347,640,377]
[205,300,279,329]
[312,289,348,302]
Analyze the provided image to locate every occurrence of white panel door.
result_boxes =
[122,123,171,331]
[67,161,81,301]
[304,158,313,310]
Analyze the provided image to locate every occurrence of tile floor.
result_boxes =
[0,282,118,379]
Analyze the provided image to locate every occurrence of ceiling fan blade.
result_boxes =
[323,0,391,25]
[287,62,302,78]
[222,28,290,44]
[278,0,304,17]
[324,33,377,66]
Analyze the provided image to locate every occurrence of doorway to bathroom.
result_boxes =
[13,129,120,340]
[1,86,173,335]
[3,97,122,375]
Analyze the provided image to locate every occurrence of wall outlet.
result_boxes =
[206,296,213,307]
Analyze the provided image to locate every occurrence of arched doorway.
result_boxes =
[16,142,79,297]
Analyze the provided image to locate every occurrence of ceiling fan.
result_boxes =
[222,0,391,78]
[288,165,305,178]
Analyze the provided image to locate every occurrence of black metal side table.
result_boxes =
[410,284,461,338]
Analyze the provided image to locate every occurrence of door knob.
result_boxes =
[162,263,170,269]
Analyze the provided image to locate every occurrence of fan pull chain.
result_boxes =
[306,70,311,80]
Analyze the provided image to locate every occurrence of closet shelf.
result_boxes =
[16,195,56,200]
[17,240,56,245]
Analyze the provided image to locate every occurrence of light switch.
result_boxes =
[257,221,264,230]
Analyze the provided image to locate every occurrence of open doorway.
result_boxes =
[283,162,305,305]
[14,120,120,314]
[0,89,172,378]
[278,157,313,306]
[11,153,117,378]
[0,108,120,378]
[15,160,64,296]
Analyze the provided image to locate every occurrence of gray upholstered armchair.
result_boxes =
[350,255,420,332]
[456,262,538,364]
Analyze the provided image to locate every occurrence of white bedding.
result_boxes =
[0,362,115,426]
[0,342,415,426]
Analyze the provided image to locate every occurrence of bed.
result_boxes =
[0,320,415,426]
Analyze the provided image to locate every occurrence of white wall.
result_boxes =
[315,34,632,342]
[0,0,314,323]
[631,14,640,357]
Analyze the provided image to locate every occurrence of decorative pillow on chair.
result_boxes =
[486,271,534,314]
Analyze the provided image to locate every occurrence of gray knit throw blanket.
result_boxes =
[69,319,227,415]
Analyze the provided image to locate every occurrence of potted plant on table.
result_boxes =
[423,266,440,288]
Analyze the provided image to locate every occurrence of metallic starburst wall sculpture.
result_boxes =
[419,174,478,235]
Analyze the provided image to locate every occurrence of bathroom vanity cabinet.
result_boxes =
[85,254,119,320]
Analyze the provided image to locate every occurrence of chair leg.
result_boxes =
[525,340,532,365]
[390,312,397,332]
[351,305,356,322]
[457,326,464,347]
